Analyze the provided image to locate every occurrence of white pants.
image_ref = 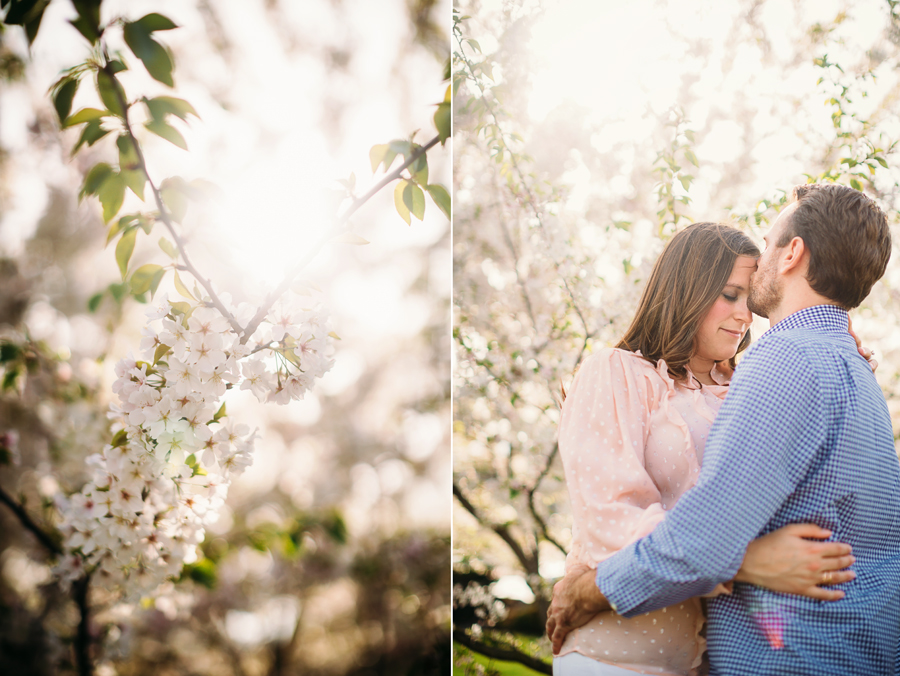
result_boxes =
[553,652,642,676]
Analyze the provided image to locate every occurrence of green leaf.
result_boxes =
[145,119,187,150]
[130,264,163,294]
[425,184,450,220]
[108,281,128,303]
[111,429,128,448]
[409,183,425,221]
[465,38,482,54]
[850,178,862,191]
[120,169,146,200]
[115,228,137,278]
[411,151,428,185]
[169,301,192,317]
[324,512,347,544]
[369,143,389,173]
[149,265,166,298]
[213,402,227,422]
[174,270,196,301]
[96,69,127,118]
[80,162,113,199]
[684,149,699,167]
[53,77,79,125]
[69,0,102,43]
[69,15,100,43]
[159,237,178,259]
[116,134,140,170]
[123,22,174,87]
[388,139,412,158]
[332,232,370,245]
[153,342,171,365]
[144,95,198,122]
[2,367,20,392]
[98,171,126,222]
[106,215,133,245]
[65,107,109,127]
[72,119,110,154]
[87,291,103,312]
[5,0,50,45]
[117,134,146,199]
[434,101,450,145]
[134,12,178,32]
[160,177,189,222]
[0,342,22,363]
[393,180,411,225]
[184,453,207,476]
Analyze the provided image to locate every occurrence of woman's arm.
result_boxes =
[736,523,855,600]
[557,350,667,571]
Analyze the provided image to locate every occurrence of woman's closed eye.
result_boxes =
[722,293,738,302]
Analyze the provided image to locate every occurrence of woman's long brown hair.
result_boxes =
[616,222,760,381]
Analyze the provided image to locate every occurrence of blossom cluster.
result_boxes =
[452,581,508,630]
[55,291,335,599]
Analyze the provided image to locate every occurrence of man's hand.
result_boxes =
[545,563,611,655]
[735,523,855,600]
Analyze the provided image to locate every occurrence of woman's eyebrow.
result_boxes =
[723,283,747,291]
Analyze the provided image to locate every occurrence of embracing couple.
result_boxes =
[547,183,899,675]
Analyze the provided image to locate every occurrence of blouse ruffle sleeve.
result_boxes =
[559,348,670,570]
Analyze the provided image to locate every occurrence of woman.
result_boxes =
[552,223,863,676]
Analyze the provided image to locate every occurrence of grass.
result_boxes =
[453,641,550,676]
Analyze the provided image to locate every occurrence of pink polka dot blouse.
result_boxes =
[557,347,732,676]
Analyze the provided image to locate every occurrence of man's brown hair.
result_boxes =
[778,183,891,309]
[617,222,760,381]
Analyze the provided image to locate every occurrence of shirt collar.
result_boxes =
[763,304,849,338]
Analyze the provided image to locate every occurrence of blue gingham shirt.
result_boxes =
[595,305,900,675]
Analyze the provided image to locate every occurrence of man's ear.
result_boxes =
[779,236,808,275]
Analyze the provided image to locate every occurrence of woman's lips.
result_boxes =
[721,328,742,339]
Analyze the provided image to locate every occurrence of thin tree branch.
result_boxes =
[74,573,93,676]
[454,32,595,344]
[454,629,551,675]
[102,61,243,336]
[453,482,537,575]
[0,483,62,555]
[525,443,567,557]
[240,134,441,343]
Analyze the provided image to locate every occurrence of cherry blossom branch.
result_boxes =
[525,443,567,557]
[453,482,538,576]
[240,134,440,343]
[454,33,594,344]
[493,174,539,335]
[0,483,62,555]
[101,61,243,337]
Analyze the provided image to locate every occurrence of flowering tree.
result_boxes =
[452,1,900,672]
[0,1,450,674]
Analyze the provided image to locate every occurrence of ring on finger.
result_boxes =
[821,571,834,584]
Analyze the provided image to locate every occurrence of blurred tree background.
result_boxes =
[0,0,451,674]
[452,0,900,673]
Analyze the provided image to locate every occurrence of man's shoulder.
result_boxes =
[732,331,823,393]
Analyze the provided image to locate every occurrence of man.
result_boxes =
[547,183,899,675]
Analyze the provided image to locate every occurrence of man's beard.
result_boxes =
[747,259,782,319]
